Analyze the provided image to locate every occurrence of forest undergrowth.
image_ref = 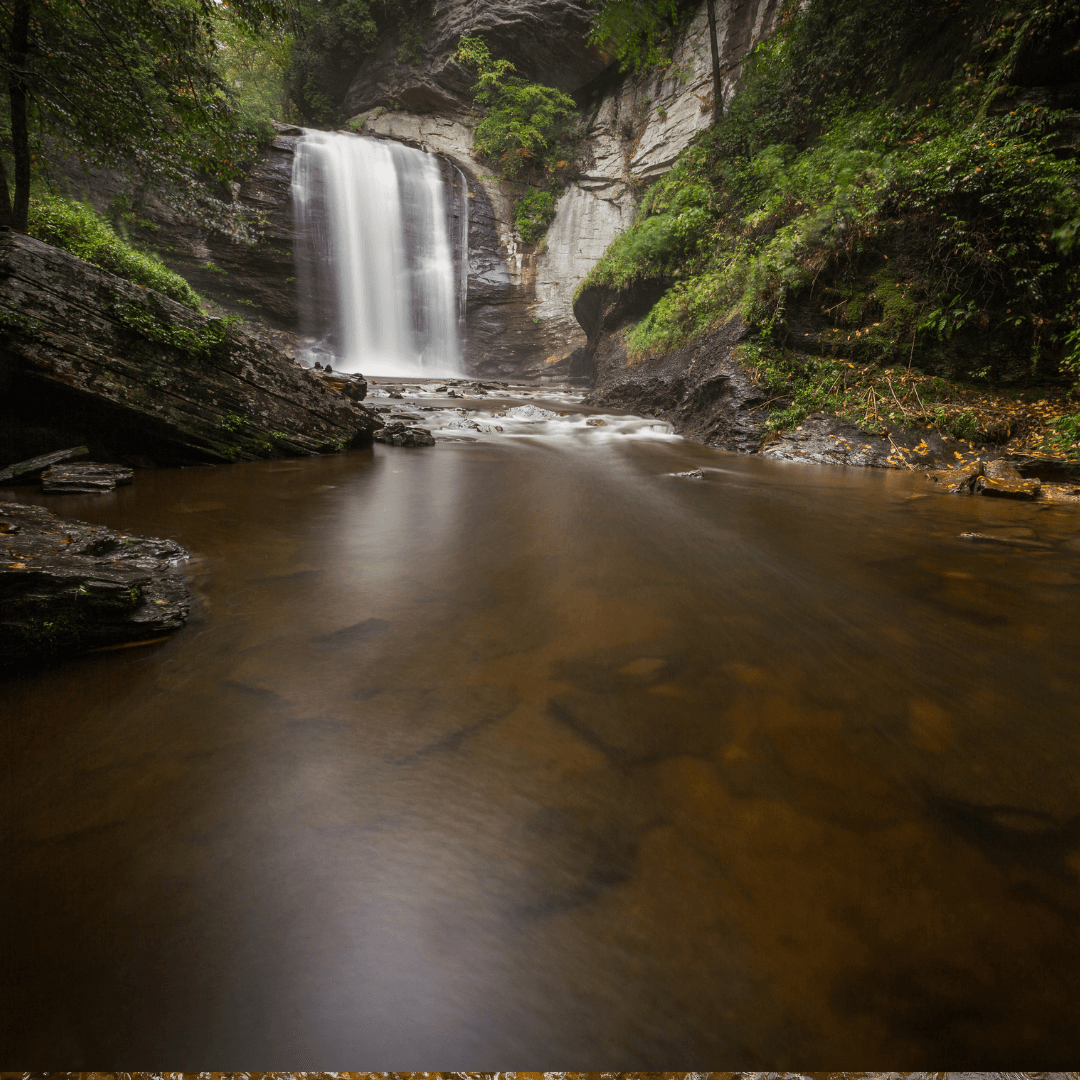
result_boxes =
[580,0,1080,459]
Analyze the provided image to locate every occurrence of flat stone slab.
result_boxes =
[975,475,1041,499]
[0,500,190,665]
[41,462,134,492]
[0,445,88,484]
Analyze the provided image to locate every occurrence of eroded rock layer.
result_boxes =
[0,233,379,466]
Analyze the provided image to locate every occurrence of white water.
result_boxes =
[292,131,463,378]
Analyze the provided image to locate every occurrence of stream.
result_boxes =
[3,386,1080,1066]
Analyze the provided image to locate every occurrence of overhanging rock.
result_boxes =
[0,232,379,466]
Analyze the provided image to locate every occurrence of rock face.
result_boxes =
[0,232,379,467]
[0,500,190,665]
[578,284,768,452]
[355,0,783,371]
[341,0,607,118]
[52,132,302,333]
[534,0,783,354]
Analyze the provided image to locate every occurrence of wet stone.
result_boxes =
[675,469,705,479]
[41,462,134,493]
[0,500,190,664]
[925,460,985,493]
[0,445,88,484]
[975,475,1041,500]
[373,423,436,447]
[984,458,1025,482]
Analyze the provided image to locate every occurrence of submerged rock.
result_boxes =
[959,532,1052,549]
[925,460,986,492]
[0,501,190,665]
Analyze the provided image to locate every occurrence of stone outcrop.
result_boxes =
[0,500,190,665]
[52,131,302,333]
[577,283,768,452]
[0,232,379,467]
[341,0,607,118]
[535,0,783,354]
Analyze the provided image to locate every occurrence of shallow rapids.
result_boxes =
[3,392,1080,1066]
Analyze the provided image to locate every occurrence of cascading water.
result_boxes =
[292,130,464,377]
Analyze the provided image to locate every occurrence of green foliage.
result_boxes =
[113,297,236,358]
[454,36,581,246]
[586,0,685,73]
[212,4,296,136]
[1043,411,1080,451]
[515,191,559,245]
[580,0,1080,403]
[28,195,203,311]
[287,0,433,124]
[456,37,580,181]
[0,0,288,203]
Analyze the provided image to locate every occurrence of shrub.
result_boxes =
[515,191,559,246]
[29,195,203,311]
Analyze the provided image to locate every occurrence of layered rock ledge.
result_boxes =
[0,232,379,466]
[0,501,190,665]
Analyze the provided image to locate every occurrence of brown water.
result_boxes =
[3,392,1080,1067]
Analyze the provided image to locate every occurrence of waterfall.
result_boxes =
[292,131,463,377]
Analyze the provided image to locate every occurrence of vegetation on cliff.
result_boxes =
[580,0,1080,458]
[28,195,203,311]
[455,35,583,246]
[288,0,436,124]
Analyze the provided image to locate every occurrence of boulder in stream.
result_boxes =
[373,422,436,447]
[0,501,190,665]
[40,463,134,492]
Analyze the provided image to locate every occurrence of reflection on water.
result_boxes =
[3,394,1080,1067]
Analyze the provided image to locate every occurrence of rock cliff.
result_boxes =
[0,232,379,467]
[536,0,782,354]
[51,133,302,334]
[46,1,782,379]
[341,0,607,118]
[354,0,782,372]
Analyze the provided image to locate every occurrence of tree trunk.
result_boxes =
[706,0,723,124]
[9,0,32,233]
[0,151,12,228]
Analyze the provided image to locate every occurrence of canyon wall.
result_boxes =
[354,0,782,375]
[54,0,781,380]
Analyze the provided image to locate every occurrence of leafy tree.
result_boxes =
[586,0,684,73]
[0,0,287,233]
[214,3,296,137]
